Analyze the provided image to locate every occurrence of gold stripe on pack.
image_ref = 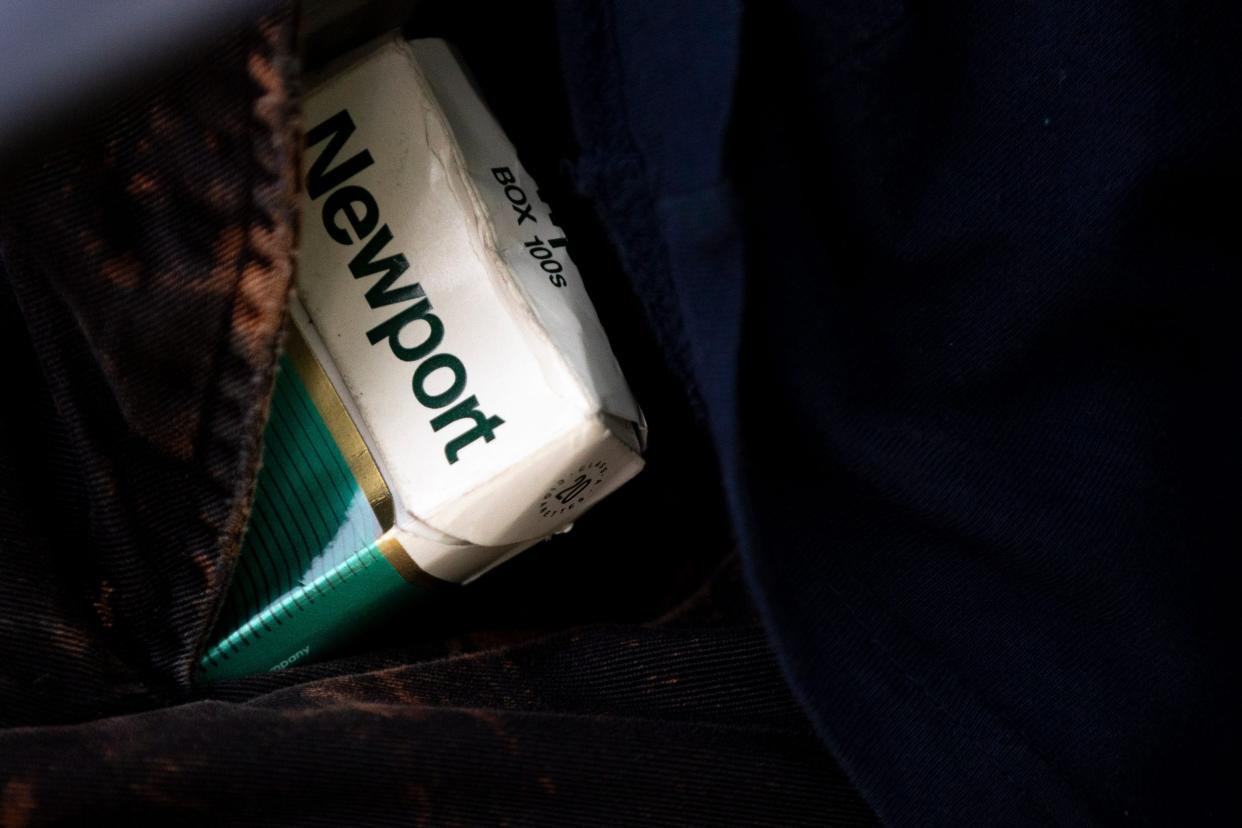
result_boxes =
[376,532,458,589]
[283,322,396,530]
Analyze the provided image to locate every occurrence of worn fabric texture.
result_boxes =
[2,0,1240,825]
[0,3,875,826]
[0,10,301,725]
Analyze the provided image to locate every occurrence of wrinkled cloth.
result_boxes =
[3,0,1241,825]
[553,0,1242,824]
[0,9,300,725]
[0,4,873,826]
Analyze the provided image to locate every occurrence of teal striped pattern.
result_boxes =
[197,353,397,682]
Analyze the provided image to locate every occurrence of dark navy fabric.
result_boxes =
[0,1,1238,824]
[555,0,1242,824]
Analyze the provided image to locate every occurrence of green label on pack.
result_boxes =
[196,350,417,683]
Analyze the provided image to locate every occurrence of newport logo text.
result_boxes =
[304,109,504,464]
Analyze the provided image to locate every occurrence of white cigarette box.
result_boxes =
[297,35,645,580]
[198,36,645,681]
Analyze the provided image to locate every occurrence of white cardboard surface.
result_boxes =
[296,36,644,580]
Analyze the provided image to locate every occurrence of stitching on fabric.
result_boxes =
[184,17,294,688]
[591,0,710,419]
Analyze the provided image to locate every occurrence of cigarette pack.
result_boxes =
[197,37,645,682]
